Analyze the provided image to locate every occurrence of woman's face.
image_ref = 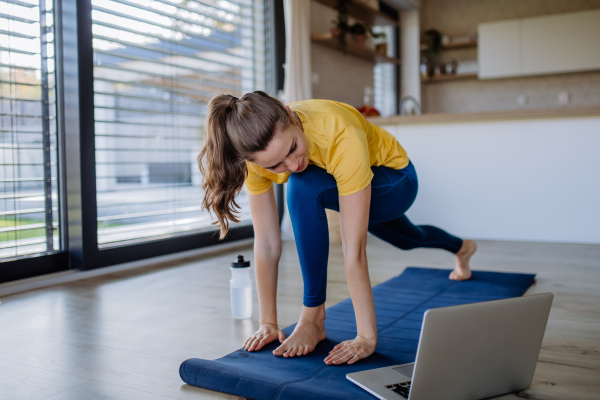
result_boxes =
[249,106,309,174]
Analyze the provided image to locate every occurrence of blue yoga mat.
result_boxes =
[180,267,535,400]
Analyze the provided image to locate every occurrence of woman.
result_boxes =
[198,91,477,366]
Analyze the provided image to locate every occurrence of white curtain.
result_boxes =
[281,0,312,241]
[283,0,313,103]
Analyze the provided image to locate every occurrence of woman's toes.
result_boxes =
[288,347,297,357]
[296,346,304,357]
[450,268,470,281]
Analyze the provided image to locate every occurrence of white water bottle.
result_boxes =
[230,255,252,319]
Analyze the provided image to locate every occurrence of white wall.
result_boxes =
[382,116,600,244]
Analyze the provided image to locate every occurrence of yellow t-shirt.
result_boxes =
[244,99,409,196]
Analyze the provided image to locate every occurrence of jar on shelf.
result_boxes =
[420,57,428,78]
[445,59,458,74]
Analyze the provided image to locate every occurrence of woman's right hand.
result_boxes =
[244,323,286,352]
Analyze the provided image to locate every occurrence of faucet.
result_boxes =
[400,96,421,116]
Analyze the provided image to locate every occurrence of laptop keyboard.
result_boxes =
[385,381,411,398]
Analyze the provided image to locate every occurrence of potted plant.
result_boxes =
[422,28,442,77]
[349,22,367,45]
[330,0,351,51]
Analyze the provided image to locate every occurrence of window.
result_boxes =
[0,0,273,281]
[0,0,60,258]
[91,0,267,247]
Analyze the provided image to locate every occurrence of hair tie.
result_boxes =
[228,96,238,109]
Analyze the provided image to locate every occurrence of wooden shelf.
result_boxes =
[421,73,478,83]
[420,39,478,52]
[314,0,397,26]
[311,32,401,64]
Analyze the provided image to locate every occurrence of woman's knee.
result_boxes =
[368,166,418,223]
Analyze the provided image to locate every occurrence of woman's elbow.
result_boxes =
[343,244,367,266]
[255,238,282,257]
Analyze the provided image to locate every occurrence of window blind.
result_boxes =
[0,0,59,259]
[92,0,267,247]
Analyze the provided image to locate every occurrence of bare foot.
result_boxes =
[450,239,477,281]
[273,305,327,358]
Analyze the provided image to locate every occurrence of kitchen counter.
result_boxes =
[367,106,600,125]
[365,107,600,244]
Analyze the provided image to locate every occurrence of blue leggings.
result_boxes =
[286,161,463,307]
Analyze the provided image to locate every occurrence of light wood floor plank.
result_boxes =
[44,380,184,400]
[0,358,89,400]
[0,327,239,400]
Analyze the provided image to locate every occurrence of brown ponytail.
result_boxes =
[198,91,294,239]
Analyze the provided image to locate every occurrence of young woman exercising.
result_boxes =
[198,91,477,366]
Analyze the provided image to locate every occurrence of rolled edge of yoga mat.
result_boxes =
[179,355,301,399]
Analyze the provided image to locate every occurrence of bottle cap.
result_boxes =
[231,255,250,268]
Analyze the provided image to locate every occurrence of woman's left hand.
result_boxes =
[324,335,377,365]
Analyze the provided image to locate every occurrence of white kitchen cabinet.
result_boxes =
[478,20,521,79]
[522,10,600,76]
[478,9,600,79]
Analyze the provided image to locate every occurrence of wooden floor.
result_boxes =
[0,237,599,400]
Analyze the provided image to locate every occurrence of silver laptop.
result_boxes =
[347,292,553,400]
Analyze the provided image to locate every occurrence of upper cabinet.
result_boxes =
[478,10,600,79]
[522,11,600,75]
[478,20,521,79]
